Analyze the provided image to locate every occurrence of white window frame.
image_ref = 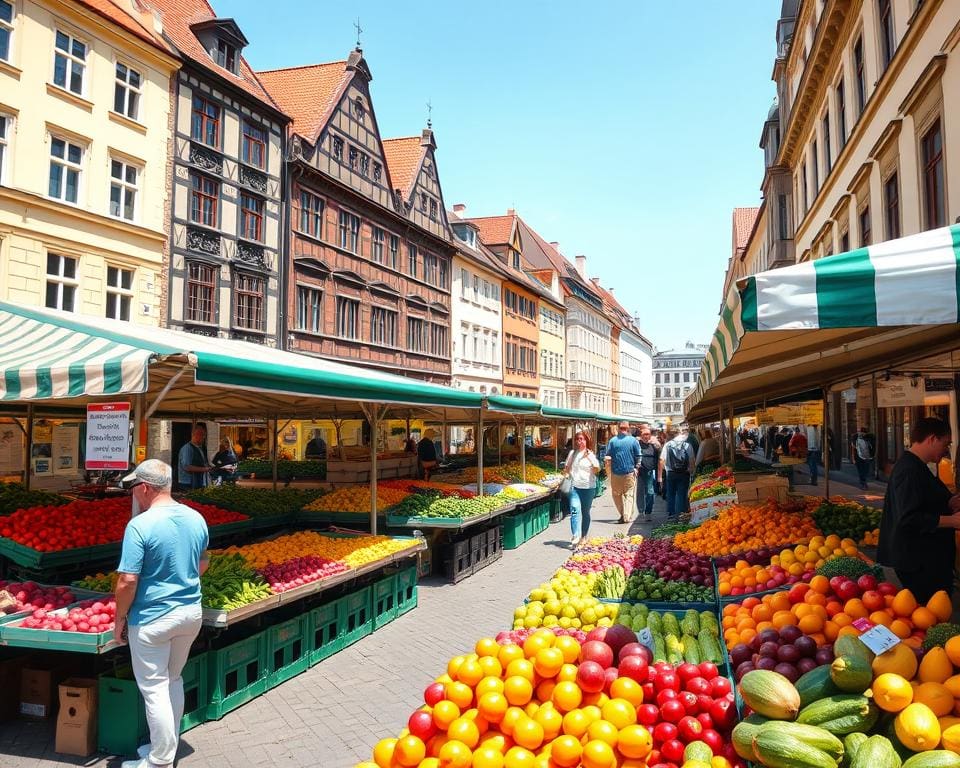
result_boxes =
[45,252,78,311]
[0,113,11,185]
[0,0,14,64]
[52,29,87,96]
[109,157,140,222]
[105,264,134,321]
[113,60,142,121]
[48,135,83,204]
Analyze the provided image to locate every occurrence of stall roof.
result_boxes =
[484,394,542,415]
[541,406,598,422]
[685,225,960,423]
[0,302,485,418]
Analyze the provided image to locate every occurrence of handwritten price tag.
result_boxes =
[858,623,900,656]
[637,627,654,652]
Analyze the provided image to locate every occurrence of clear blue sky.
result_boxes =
[231,0,780,353]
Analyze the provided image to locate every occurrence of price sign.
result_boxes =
[857,624,900,656]
[85,403,131,470]
[637,627,654,652]
[851,618,874,632]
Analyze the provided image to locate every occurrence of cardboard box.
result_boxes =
[55,678,98,756]
[20,662,68,718]
[0,655,27,722]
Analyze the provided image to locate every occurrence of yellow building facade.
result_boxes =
[0,0,178,323]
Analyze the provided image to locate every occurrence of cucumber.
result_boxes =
[682,635,701,664]
[700,610,719,635]
[759,721,845,761]
[850,734,901,768]
[647,612,661,634]
[902,751,960,768]
[662,612,680,636]
[842,732,870,767]
[751,730,838,768]
[732,715,769,760]
[796,664,842,708]
[798,694,879,735]
[831,654,874,693]
[652,635,666,663]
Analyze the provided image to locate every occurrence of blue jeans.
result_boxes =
[569,486,597,539]
[637,469,656,515]
[665,472,690,518]
[806,450,821,483]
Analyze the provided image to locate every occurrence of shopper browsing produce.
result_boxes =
[878,417,960,603]
[115,459,210,768]
[659,427,695,519]
[563,430,600,547]
[605,420,641,524]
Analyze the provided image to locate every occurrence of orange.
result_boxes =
[890,619,913,639]
[534,679,556,704]
[506,659,535,683]
[434,700,462,730]
[837,625,861,639]
[869,611,893,628]
[458,660,485,687]
[372,737,397,768]
[551,681,583,713]
[798,614,824,635]
[844,599,869,619]
[503,676,533,707]
[556,663,578,683]
[478,692,508,723]
[581,739,617,768]
[586,719,619,747]
[447,717,481,749]
[553,636,581,664]
[809,575,830,594]
[804,591,826,607]
[616,724,653,759]
[522,633,551,658]
[511,717,545,751]
[892,590,919,617]
[824,620,840,641]
[476,676,505,697]
[500,706,525,736]
[478,655,503,678]
[561,708,590,738]
[550,734,583,767]
[833,613,853,628]
[911,607,938,630]
[438,739,473,768]
[793,604,814,619]
[534,705,563,739]
[471,745,505,768]
[608,677,644,707]
[447,681,476,710]
[751,604,772,622]
[502,747,536,768]
[600,698,637,730]
[393,735,426,767]
[448,655,467,679]
[498,643,524,668]
[475,637,500,657]
[769,592,791,612]
[772,610,794,629]
[533,647,564,678]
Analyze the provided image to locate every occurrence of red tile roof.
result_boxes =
[75,0,172,53]
[733,207,761,252]
[382,137,423,197]
[256,62,349,140]
[470,215,515,247]
[147,0,281,110]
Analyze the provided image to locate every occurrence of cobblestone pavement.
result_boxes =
[0,476,872,768]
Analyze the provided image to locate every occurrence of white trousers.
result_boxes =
[129,604,203,766]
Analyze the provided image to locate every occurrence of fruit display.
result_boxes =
[594,567,628,599]
[673,498,821,557]
[689,466,736,501]
[633,538,715,588]
[379,479,476,498]
[439,461,549,486]
[388,492,508,520]
[13,597,116,633]
[718,537,864,597]
[217,530,417,570]
[861,528,879,546]
[727,625,833,684]
[302,485,411,514]
[0,580,79,614]
[0,496,246,552]
[359,627,744,768]
[187,486,327,517]
[721,579,935,652]
[815,556,883,582]
[619,570,715,603]
[564,535,646,575]
[812,499,882,542]
[495,626,589,646]
[0,482,66,515]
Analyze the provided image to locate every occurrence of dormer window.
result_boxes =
[452,224,476,249]
[215,39,236,73]
[354,97,365,123]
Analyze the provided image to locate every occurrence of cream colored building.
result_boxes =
[761,0,958,265]
[0,0,178,322]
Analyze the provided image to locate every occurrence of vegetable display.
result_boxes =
[0,482,66,516]
[812,499,883,542]
[186,486,327,517]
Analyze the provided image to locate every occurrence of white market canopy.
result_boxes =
[0,301,485,420]
[685,224,960,423]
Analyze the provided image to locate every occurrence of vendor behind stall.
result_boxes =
[418,429,438,480]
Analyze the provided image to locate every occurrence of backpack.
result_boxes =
[856,436,874,460]
[666,440,690,472]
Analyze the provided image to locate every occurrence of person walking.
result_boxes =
[636,427,660,517]
[115,459,209,768]
[176,424,209,492]
[804,425,822,485]
[604,421,641,524]
[878,417,960,603]
[788,425,808,459]
[659,427,695,519]
[851,426,874,490]
[562,430,600,547]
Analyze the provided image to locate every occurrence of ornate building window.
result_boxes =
[335,296,359,339]
[922,120,945,230]
[186,262,217,324]
[348,146,358,170]
[406,317,427,352]
[189,172,219,228]
[239,193,264,241]
[388,234,399,268]
[884,173,900,240]
[359,153,369,177]
[191,95,221,147]
[298,190,324,238]
[242,122,266,169]
[371,227,385,263]
[370,307,397,346]
[233,272,264,330]
[338,210,360,252]
[296,285,321,332]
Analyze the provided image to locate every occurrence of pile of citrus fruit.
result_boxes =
[216,530,417,569]
[302,486,412,513]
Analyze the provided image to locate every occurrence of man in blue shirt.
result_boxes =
[604,421,641,524]
[115,459,209,768]
[177,424,210,492]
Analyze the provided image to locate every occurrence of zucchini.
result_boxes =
[758,721,844,761]
[831,654,874,694]
[740,669,802,721]
[902,752,960,768]
[647,612,661,634]
[798,694,879,735]
[751,730,838,768]
[850,734,901,768]
[662,612,680,636]
[732,715,768,760]
[842,732,870,767]
[796,664,842,708]
[682,635,701,664]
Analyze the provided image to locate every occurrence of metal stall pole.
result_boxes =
[871,373,880,480]
[717,408,724,460]
[497,422,502,466]
[519,417,526,483]
[728,404,736,464]
[360,404,383,536]
[271,419,279,492]
[477,410,484,497]
[24,403,33,490]
[133,393,144,465]
[554,423,559,471]
[823,387,831,499]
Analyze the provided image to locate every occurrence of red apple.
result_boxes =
[618,654,648,682]
[579,640,614,669]
[576,660,606,693]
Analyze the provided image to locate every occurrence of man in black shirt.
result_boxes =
[878,417,960,603]
[635,427,660,517]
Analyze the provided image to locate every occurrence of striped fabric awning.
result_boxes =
[685,224,960,423]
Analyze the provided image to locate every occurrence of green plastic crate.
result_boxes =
[522,508,536,541]
[206,631,268,720]
[372,574,398,629]
[308,600,344,665]
[266,615,309,688]
[98,653,208,757]
[340,586,372,647]
[395,566,417,617]
[501,514,525,550]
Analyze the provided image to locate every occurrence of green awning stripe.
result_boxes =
[740,277,758,331]
[720,303,739,358]
[813,247,877,328]
[32,335,119,399]
[954,226,960,323]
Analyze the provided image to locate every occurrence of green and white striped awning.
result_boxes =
[686,224,960,423]
[0,302,484,417]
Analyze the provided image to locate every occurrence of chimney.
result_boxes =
[550,241,560,250]
[453,203,466,214]
[575,255,587,278]
[506,208,516,216]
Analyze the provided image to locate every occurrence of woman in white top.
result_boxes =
[563,430,601,547]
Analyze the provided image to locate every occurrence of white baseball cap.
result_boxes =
[121,459,172,487]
